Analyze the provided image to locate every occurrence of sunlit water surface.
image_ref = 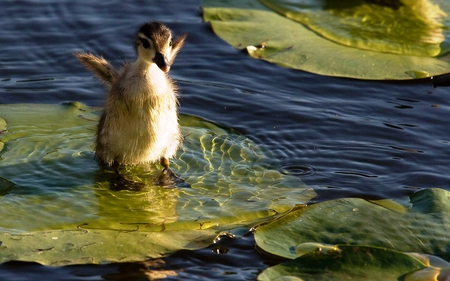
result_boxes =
[1,0,450,280]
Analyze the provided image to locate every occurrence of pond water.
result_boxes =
[1,0,450,280]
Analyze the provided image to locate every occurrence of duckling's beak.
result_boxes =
[154,52,171,73]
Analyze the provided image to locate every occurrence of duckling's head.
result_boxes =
[135,22,187,73]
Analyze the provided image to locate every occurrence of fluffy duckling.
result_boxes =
[74,22,187,190]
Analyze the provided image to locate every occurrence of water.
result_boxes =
[1,0,450,280]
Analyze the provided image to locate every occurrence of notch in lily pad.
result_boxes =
[203,0,450,80]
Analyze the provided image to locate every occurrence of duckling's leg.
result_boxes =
[155,157,186,187]
[110,161,145,191]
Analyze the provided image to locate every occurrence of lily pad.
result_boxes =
[260,0,449,57]
[257,245,426,281]
[0,229,215,267]
[202,0,450,80]
[0,102,315,265]
[254,188,450,260]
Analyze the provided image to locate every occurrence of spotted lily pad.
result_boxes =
[0,102,315,265]
[202,0,450,79]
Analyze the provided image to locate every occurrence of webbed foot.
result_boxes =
[155,168,190,188]
[111,174,145,191]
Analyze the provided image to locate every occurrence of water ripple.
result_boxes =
[280,164,316,177]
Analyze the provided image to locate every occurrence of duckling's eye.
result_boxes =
[140,38,150,49]
[169,41,172,47]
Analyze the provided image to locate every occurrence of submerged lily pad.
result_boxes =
[0,102,315,265]
[258,245,426,281]
[255,188,450,260]
[202,0,450,80]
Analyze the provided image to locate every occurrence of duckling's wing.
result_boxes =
[74,52,118,85]
[168,33,187,66]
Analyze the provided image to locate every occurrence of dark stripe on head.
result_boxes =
[136,22,171,51]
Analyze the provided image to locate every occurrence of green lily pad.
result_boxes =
[260,0,449,57]
[255,188,450,260]
[257,245,426,281]
[0,102,315,265]
[0,229,215,267]
[202,0,450,80]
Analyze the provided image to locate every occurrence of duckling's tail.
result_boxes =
[74,52,118,85]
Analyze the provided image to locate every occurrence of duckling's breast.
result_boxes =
[97,66,180,166]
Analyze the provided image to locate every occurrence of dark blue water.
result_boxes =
[1,0,450,280]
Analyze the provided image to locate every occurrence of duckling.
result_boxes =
[74,22,187,190]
